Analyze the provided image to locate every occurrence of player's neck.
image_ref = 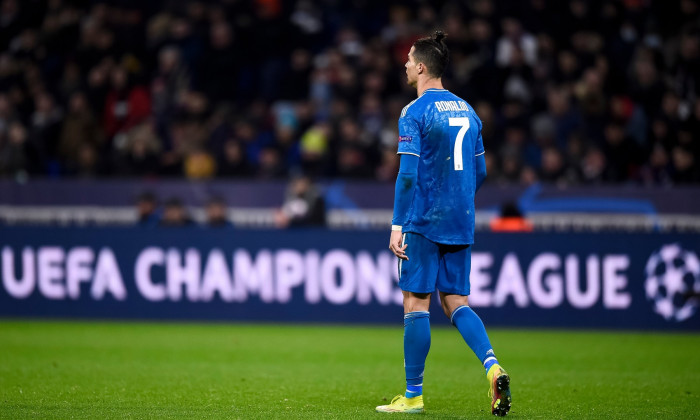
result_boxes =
[416,78,444,97]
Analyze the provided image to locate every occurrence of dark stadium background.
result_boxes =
[0,0,699,327]
[1,1,700,418]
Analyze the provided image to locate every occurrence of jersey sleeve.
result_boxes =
[397,113,421,157]
[474,116,485,156]
[475,132,485,156]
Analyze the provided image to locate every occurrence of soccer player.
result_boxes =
[375,31,512,416]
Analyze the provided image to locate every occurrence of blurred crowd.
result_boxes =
[0,0,699,185]
[137,175,326,227]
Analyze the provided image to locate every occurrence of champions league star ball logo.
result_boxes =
[645,244,700,322]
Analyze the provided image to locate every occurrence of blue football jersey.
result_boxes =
[397,88,485,245]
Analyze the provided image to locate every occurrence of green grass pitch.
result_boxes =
[1,320,699,419]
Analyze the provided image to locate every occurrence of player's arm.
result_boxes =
[475,120,487,193]
[390,153,418,260]
[476,152,487,192]
[390,111,422,260]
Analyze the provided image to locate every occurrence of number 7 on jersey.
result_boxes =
[449,117,470,171]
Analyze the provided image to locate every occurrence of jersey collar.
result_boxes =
[420,88,448,97]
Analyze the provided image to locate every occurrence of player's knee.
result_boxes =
[438,297,450,318]
[439,293,469,318]
[441,303,451,319]
[403,291,431,313]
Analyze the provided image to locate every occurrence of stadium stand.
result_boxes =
[0,0,698,185]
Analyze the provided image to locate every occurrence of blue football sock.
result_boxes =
[404,311,430,398]
[451,305,498,374]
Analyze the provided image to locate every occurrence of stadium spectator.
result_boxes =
[257,146,286,179]
[135,191,160,227]
[102,66,150,140]
[29,91,63,172]
[217,139,253,177]
[114,122,162,176]
[184,149,216,179]
[671,145,700,183]
[204,196,232,228]
[275,175,326,228]
[0,120,38,177]
[58,92,104,174]
[160,197,193,227]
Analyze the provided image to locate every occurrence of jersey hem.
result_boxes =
[403,229,474,246]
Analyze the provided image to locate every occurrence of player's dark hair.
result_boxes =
[412,30,449,78]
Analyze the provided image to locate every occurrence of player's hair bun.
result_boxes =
[434,30,446,43]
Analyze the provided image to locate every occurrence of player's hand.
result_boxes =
[389,230,408,260]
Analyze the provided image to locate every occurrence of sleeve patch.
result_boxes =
[399,136,412,143]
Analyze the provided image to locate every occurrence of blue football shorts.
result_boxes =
[398,232,472,295]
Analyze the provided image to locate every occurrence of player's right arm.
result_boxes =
[390,153,418,260]
[390,111,422,260]
[476,153,487,192]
